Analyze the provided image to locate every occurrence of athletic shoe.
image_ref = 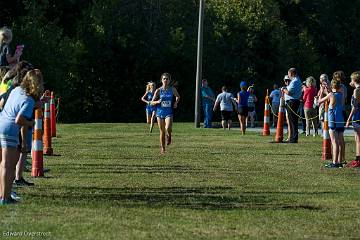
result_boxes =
[0,198,18,205]
[11,191,21,201]
[14,177,35,186]
[347,160,360,168]
[325,163,341,168]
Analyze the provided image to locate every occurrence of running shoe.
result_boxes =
[11,191,21,201]
[0,198,18,205]
[325,163,341,168]
[14,177,35,186]
[347,160,360,168]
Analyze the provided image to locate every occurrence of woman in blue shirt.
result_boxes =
[0,69,43,204]
[141,81,156,133]
[151,73,180,154]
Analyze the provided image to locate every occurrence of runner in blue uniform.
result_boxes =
[151,73,180,154]
[346,71,360,167]
[318,79,345,168]
[141,82,156,133]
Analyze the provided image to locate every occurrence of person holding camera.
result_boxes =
[281,68,302,143]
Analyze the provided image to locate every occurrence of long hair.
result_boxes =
[146,82,155,92]
[20,69,44,100]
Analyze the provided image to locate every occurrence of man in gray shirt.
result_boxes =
[213,86,236,130]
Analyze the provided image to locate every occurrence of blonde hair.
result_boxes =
[146,82,155,92]
[0,27,13,44]
[351,71,360,84]
[20,69,44,100]
[306,76,316,87]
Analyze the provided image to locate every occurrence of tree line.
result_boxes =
[1,0,360,122]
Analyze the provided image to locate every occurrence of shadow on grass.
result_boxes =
[27,185,325,211]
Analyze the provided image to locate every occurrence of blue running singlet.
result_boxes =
[351,87,360,128]
[156,87,174,119]
[328,92,344,132]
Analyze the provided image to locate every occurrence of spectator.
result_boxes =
[0,27,22,67]
[0,69,44,205]
[201,79,215,128]
[318,79,345,168]
[303,76,318,136]
[269,84,281,128]
[346,71,360,168]
[281,68,302,143]
[214,86,236,130]
[236,82,249,134]
[247,85,257,128]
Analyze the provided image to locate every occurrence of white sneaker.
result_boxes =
[11,191,21,201]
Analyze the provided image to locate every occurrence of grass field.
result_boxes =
[1,123,360,239]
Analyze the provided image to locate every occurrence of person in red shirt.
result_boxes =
[303,76,319,136]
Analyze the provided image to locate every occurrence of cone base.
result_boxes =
[43,148,53,156]
[31,168,44,177]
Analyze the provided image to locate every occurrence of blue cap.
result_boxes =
[240,81,247,87]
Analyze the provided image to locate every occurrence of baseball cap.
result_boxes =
[240,81,247,87]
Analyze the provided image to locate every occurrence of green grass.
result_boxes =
[1,123,360,239]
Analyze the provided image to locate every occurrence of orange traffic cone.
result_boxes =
[50,91,57,138]
[32,108,44,177]
[275,95,285,143]
[322,100,332,160]
[263,89,270,136]
[43,91,53,155]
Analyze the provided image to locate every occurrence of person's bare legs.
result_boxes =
[338,132,345,164]
[221,120,226,130]
[240,115,246,135]
[157,118,166,154]
[329,130,339,164]
[149,111,156,133]
[165,117,173,145]
[0,148,18,200]
[15,152,27,181]
[355,128,360,157]
[228,120,232,130]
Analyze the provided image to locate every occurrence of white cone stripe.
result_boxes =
[32,140,43,151]
[265,105,270,110]
[44,111,50,118]
[35,119,43,130]
[264,116,270,123]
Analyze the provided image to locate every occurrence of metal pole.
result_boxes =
[195,0,205,128]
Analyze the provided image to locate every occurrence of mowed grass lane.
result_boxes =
[0,123,359,239]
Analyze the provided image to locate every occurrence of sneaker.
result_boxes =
[325,163,341,168]
[11,191,21,201]
[0,198,18,205]
[347,160,360,168]
[14,177,35,186]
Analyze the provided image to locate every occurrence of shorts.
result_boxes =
[0,134,19,148]
[237,106,248,117]
[248,106,255,112]
[146,107,156,115]
[221,110,232,121]
[156,108,173,119]
[329,127,345,132]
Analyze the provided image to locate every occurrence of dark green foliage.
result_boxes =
[3,0,360,122]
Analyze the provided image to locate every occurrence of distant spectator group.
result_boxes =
[0,26,45,205]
